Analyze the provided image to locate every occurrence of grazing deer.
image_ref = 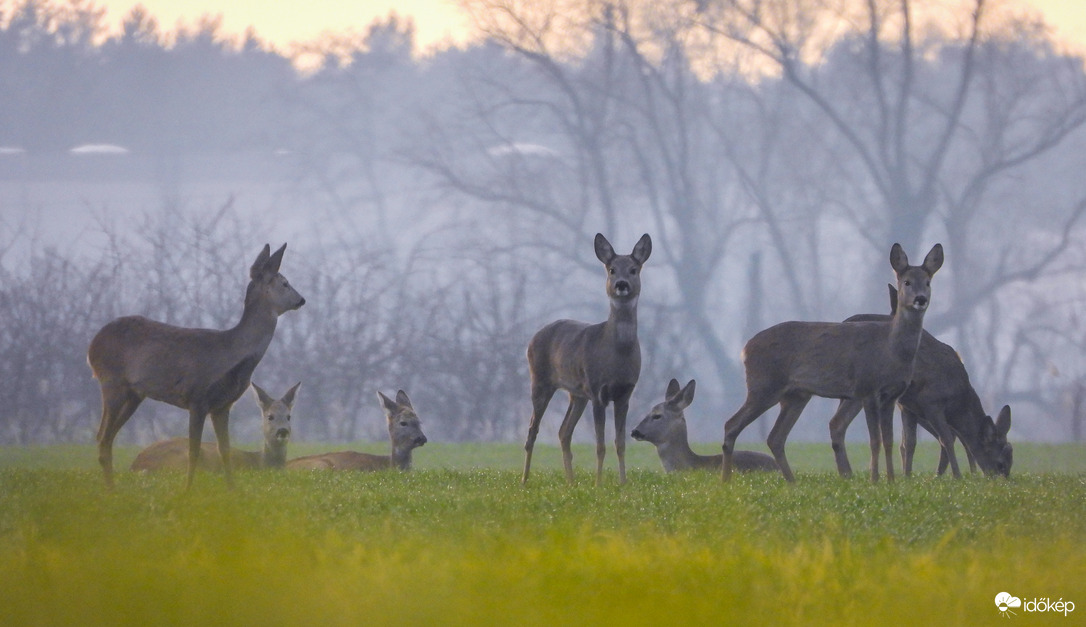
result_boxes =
[521,233,652,486]
[287,390,427,471]
[130,382,300,472]
[633,379,779,473]
[722,243,943,483]
[828,285,1012,478]
[88,243,305,489]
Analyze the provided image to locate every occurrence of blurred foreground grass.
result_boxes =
[0,443,1083,626]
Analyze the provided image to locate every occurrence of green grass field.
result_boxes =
[1,442,1083,626]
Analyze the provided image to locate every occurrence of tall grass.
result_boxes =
[0,444,1083,625]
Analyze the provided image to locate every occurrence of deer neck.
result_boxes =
[656,439,702,472]
[390,444,413,470]
[888,306,926,365]
[606,297,639,350]
[229,295,280,358]
[261,440,288,468]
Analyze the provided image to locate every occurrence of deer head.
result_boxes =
[247,243,306,315]
[632,378,695,445]
[595,233,652,303]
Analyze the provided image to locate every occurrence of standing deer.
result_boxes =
[829,285,1012,478]
[521,233,652,486]
[287,390,427,471]
[88,243,305,489]
[632,379,779,473]
[130,382,300,472]
[722,243,943,482]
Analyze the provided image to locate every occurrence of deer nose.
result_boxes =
[631,429,644,440]
[276,428,290,440]
[912,295,928,309]
[297,297,307,307]
[415,435,428,447]
[614,280,631,295]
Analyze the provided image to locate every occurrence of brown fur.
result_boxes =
[722,243,943,482]
[88,244,305,489]
[521,233,652,486]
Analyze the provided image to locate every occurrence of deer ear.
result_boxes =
[995,405,1011,437]
[889,243,909,274]
[377,390,396,413]
[886,284,897,314]
[922,243,944,276]
[665,378,681,399]
[251,382,274,408]
[396,389,413,409]
[631,233,652,265]
[250,244,271,279]
[282,381,301,408]
[594,233,616,265]
[267,243,287,274]
[677,379,696,409]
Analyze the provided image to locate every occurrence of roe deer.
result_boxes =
[287,390,427,471]
[722,243,943,483]
[632,379,778,473]
[828,284,1012,478]
[521,233,652,486]
[88,243,305,489]
[130,382,300,472]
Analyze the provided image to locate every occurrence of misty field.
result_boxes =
[0,443,1083,626]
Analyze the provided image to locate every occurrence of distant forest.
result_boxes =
[3,0,1086,449]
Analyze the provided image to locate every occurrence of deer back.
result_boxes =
[87,243,305,412]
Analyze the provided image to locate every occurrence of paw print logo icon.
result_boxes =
[996,592,1022,617]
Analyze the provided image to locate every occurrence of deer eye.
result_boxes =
[630,268,639,275]
[651,414,661,420]
[609,267,616,275]
[400,421,409,427]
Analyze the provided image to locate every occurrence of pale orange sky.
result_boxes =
[93,0,1086,55]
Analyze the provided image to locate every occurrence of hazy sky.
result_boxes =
[92,1,1086,53]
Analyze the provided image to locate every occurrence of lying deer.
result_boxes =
[129,382,300,472]
[521,233,652,486]
[287,390,426,471]
[633,379,778,473]
[722,243,943,482]
[829,285,1012,478]
[88,243,305,488]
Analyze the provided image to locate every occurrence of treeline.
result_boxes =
[3,0,1086,445]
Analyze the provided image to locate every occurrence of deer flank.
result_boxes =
[633,379,778,473]
[722,243,943,483]
[130,381,300,472]
[88,243,305,489]
[287,390,426,471]
[521,233,652,486]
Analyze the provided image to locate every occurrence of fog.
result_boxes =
[3,0,1086,449]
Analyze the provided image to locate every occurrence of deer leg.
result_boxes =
[521,383,556,485]
[862,399,881,483]
[95,385,143,488]
[964,442,977,474]
[557,395,589,484]
[923,409,961,479]
[186,407,209,490]
[876,395,897,483]
[765,392,811,482]
[210,407,235,488]
[722,394,779,482]
[591,401,607,487]
[613,394,631,485]
[829,398,863,478]
[900,407,919,477]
